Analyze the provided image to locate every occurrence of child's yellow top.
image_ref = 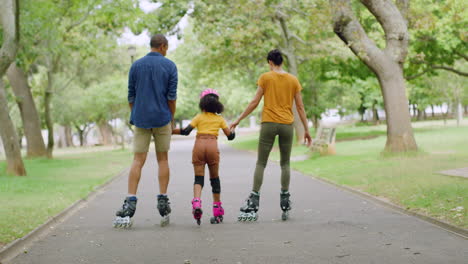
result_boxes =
[190,112,228,136]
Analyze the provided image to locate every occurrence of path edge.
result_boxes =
[236,147,468,239]
[295,169,468,239]
[0,168,129,264]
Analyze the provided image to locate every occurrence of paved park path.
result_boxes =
[8,139,468,264]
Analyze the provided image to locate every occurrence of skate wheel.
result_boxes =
[282,211,289,221]
[114,216,132,228]
[160,215,170,227]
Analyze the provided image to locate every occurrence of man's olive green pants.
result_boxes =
[252,122,294,193]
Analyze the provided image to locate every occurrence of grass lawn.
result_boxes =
[0,149,131,246]
[231,124,468,228]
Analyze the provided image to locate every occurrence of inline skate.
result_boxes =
[238,192,260,222]
[192,198,203,225]
[280,191,292,221]
[113,196,137,228]
[210,201,224,224]
[157,195,171,226]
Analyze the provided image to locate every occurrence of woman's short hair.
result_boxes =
[267,49,283,66]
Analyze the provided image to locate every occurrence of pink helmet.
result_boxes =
[200,88,219,98]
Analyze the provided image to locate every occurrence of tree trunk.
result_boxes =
[310,78,320,129]
[7,63,47,157]
[98,121,114,145]
[16,126,23,147]
[57,126,66,148]
[331,0,417,152]
[0,79,26,176]
[312,114,319,131]
[276,10,306,144]
[417,109,423,121]
[372,104,380,123]
[0,0,19,74]
[378,69,417,151]
[75,126,85,147]
[456,100,462,127]
[431,104,435,118]
[65,125,74,147]
[45,70,54,157]
[0,0,25,175]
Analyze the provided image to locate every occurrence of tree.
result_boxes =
[405,0,467,80]
[6,63,47,157]
[19,0,141,156]
[330,0,417,152]
[0,0,26,175]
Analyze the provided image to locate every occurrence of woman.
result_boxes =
[230,49,312,221]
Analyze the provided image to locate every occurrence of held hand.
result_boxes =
[229,120,239,131]
[304,131,312,147]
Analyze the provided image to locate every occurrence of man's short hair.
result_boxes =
[150,34,168,49]
[267,49,283,66]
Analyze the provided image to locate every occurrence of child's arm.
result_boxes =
[172,128,181,135]
[173,125,194,136]
[222,128,235,141]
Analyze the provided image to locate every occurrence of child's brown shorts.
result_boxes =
[192,134,219,166]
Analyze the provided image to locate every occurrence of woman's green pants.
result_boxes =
[252,122,294,193]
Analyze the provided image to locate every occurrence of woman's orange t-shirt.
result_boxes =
[257,71,302,124]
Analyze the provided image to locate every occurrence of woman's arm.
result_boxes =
[229,86,264,130]
[294,92,312,146]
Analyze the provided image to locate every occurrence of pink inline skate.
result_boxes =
[192,198,203,225]
[210,201,224,224]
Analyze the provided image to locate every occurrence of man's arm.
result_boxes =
[168,100,176,119]
[167,63,178,120]
[128,65,136,108]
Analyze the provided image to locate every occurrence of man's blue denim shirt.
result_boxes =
[128,52,178,129]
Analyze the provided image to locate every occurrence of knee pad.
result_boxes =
[210,177,221,194]
[194,175,204,188]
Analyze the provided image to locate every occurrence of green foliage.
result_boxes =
[140,0,190,36]
[406,0,468,78]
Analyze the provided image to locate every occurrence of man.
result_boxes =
[113,34,177,228]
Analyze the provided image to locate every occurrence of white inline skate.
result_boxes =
[113,196,137,228]
[238,192,260,222]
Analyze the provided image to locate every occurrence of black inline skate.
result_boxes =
[238,192,260,222]
[157,195,171,226]
[113,196,137,228]
[280,191,292,221]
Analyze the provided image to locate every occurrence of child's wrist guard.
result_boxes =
[181,125,194,136]
[227,131,236,141]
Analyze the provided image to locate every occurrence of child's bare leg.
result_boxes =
[193,165,205,198]
[208,164,220,202]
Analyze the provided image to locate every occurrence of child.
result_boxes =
[173,89,235,225]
